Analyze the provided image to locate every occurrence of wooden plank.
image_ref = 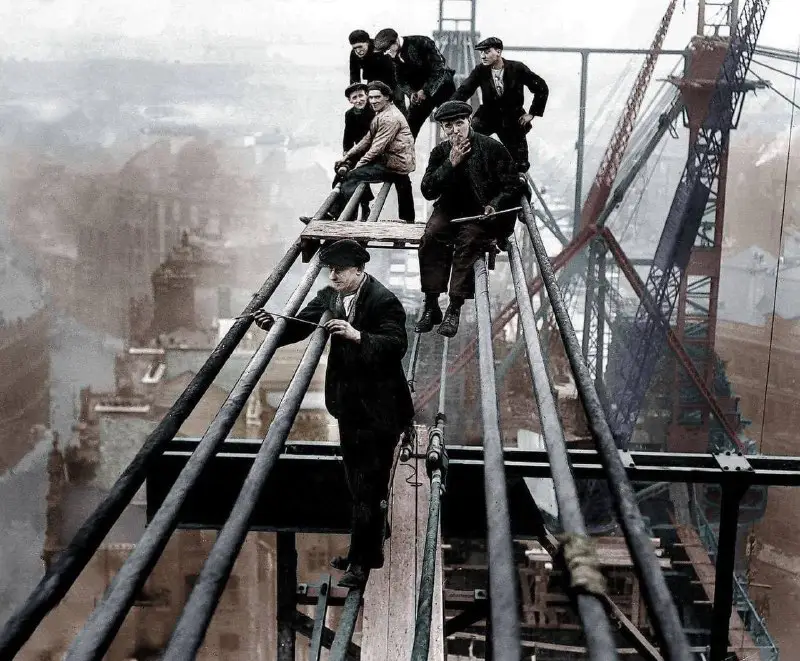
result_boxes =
[302,220,426,244]
[362,426,444,660]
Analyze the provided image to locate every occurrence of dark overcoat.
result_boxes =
[453,59,549,129]
[278,274,414,431]
[420,131,524,214]
[394,35,455,98]
[350,40,397,88]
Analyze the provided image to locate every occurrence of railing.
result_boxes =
[693,506,779,661]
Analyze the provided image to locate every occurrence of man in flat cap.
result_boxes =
[308,81,415,224]
[374,28,456,138]
[348,29,405,112]
[340,82,376,219]
[416,100,525,337]
[253,240,414,588]
[451,36,549,173]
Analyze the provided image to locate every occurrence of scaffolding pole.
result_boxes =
[507,233,619,661]
[520,198,691,661]
[162,314,332,660]
[0,191,338,658]
[473,257,521,661]
[411,337,449,660]
[62,255,328,661]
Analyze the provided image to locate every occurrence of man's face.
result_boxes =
[479,47,503,67]
[442,117,471,142]
[349,90,368,110]
[384,40,401,58]
[351,42,369,59]
[328,265,363,292]
[368,90,390,113]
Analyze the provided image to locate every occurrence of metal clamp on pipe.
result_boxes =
[425,427,448,493]
[399,425,417,462]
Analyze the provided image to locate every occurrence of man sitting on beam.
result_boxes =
[416,100,525,337]
[305,81,416,224]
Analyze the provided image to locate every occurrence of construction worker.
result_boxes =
[452,36,549,173]
[253,239,415,589]
[373,28,456,138]
[340,82,376,219]
[305,81,415,224]
[416,101,524,337]
[348,29,405,113]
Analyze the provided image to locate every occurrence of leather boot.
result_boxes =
[415,304,443,333]
[338,564,367,589]
[437,305,461,337]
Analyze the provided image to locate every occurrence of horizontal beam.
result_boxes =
[503,46,688,56]
[160,439,800,485]
[147,440,800,535]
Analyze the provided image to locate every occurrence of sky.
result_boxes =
[0,0,798,63]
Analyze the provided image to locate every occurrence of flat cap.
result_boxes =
[348,29,370,45]
[319,239,370,267]
[374,28,398,53]
[367,80,393,97]
[344,82,368,98]
[475,36,503,51]
[433,100,473,122]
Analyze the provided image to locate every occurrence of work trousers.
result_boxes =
[406,78,457,139]
[472,111,531,173]
[418,207,515,299]
[331,163,415,222]
[338,422,401,568]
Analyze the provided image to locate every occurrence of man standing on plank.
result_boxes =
[253,240,414,588]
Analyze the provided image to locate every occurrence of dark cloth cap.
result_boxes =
[374,28,398,52]
[348,29,370,45]
[319,239,371,267]
[475,37,503,51]
[367,80,393,97]
[345,82,368,98]
[433,100,473,122]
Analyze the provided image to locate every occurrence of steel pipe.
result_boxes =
[507,233,619,661]
[338,182,367,222]
[163,313,332,661]
[366,182,393,222]
[63,255,326,661]
[520,197,691,661]
[473,257,521,661]
[411,337,449,660]
[0,235,311,658]
[329,588,364,661]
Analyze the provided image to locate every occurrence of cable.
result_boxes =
[750,70,800,113]
[757,41,799,452]
[752,57,800,83]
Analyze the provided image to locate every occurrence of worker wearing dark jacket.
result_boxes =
[340,83,376,219]
[342,83,375,152]
[348,29,405,112]
[253,240,414,588]
[452,37,549,173]
[374,28,456,138]
[416,101,525,337]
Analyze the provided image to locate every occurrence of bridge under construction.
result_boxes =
[3,0,800,660]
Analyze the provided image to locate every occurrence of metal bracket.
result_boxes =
[618,449,636,470]
[712,451,753,473]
